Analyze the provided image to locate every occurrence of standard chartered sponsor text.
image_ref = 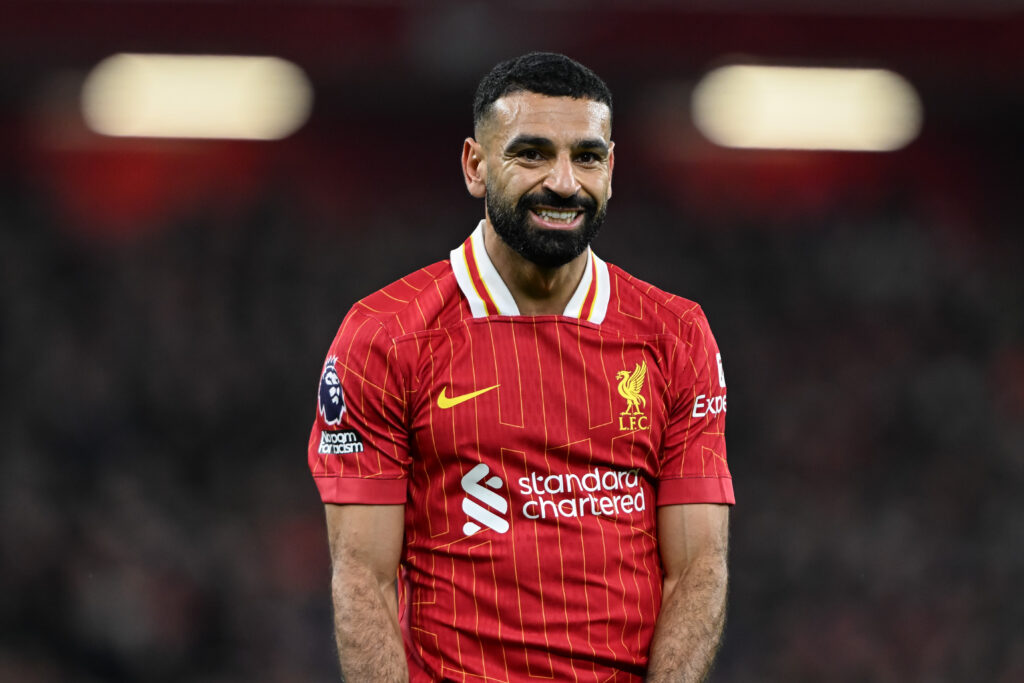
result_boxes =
[518,467,646,520]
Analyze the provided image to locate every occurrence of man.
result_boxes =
[308,52,733,682]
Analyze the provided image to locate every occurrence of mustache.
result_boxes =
[518,188,595,212]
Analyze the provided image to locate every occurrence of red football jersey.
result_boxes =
[308,222,733,682]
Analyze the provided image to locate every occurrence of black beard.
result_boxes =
[486,187,606,268]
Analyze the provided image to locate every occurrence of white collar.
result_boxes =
[450,220,610,323]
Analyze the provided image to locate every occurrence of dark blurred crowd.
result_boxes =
[0,165,1021,682]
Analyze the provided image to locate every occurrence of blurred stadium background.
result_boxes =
[2,1,1022,681]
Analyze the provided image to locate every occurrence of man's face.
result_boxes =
[477,92,614,268]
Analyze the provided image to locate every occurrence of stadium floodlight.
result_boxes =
[692,65,922,152]
[82,53,314,140]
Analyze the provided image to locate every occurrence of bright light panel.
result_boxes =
[692,65,922,152]
[82,54,313,140]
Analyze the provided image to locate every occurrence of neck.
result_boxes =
[483,221,589,316]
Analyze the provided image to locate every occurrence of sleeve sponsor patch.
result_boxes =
[318,430,365,455]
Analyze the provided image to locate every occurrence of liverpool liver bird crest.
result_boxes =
[616,361,647,416]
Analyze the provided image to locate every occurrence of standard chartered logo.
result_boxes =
[461,463,510,536]
[460,462,647,536]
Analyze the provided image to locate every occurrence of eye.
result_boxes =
[518,149,544,162]
[576,152,601,164]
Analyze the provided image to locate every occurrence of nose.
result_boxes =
[543,153,581,198]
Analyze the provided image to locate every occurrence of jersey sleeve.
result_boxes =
[657,307,735,505]
[307,308,411,504]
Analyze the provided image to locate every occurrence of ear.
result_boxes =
[607,141,615,201]
[462,137,486,199]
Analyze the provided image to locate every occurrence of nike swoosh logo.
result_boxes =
[437,384,500,409]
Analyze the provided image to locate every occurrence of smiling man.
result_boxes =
[308,52,734,683]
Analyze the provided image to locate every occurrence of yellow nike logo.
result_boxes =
[437,384,500,409]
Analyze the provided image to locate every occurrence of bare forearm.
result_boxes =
[331,566,408,683]
[646,554,728,683]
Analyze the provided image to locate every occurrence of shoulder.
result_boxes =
[345,259,465,340]
[604,264,725,391]
[603,263,712,340]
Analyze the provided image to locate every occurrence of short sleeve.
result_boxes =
[657,307,734,505]
[307,308,410,504]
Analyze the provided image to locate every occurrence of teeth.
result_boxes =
[536,209,579,223]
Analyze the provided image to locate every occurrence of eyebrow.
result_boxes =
[504,135,553,153]
[504,135,610,155]
[576,138,610,155]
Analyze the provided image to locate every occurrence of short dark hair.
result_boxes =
[473,52,612,130]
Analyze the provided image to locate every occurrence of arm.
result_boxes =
[325,503,408,683]
[646,503,730,683]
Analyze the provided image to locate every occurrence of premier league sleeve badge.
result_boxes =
[317,356,346,426]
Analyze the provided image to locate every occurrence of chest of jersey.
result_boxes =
[396,317,668,679]
[401,316,671,541]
